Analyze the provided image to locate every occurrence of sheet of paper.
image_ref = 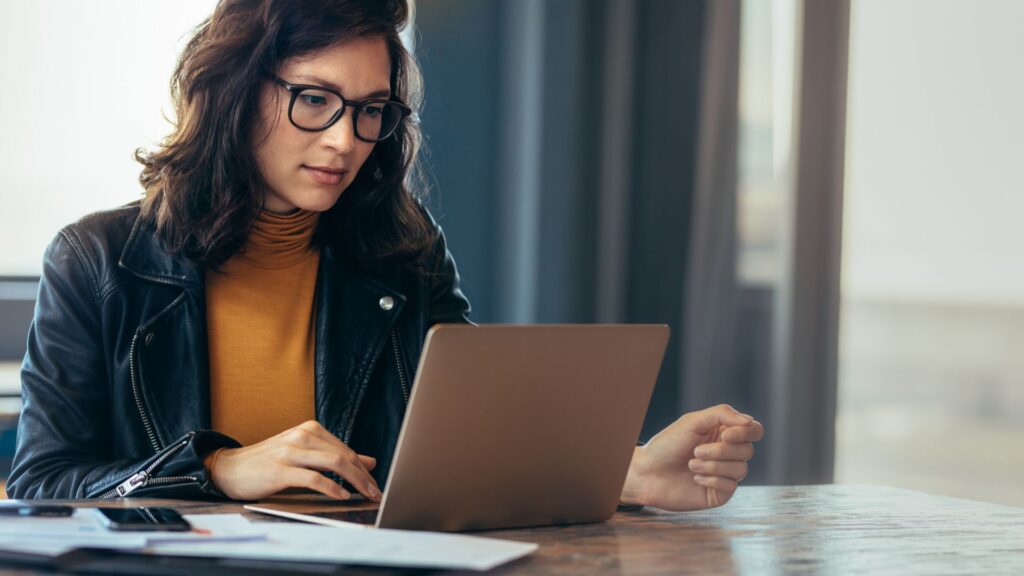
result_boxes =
[0,509,113,540]
[0,536,147,557]
[0,510,265,556]
[148,521,538,571]
[149,513,266,543]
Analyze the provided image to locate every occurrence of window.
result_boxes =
[837,0,1024,506]
[0,1,219,276]
[736,0,798,288]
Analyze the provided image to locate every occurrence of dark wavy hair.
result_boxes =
[137,0,436,272]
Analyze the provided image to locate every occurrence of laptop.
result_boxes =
[248,323,669,532]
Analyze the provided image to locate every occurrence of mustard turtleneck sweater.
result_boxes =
[205,209,320,447]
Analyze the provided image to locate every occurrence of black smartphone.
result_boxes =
[0,501,74,517]
[95,507,192,531]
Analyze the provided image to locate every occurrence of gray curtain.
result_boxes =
[765,0,850,484]
[681,0,851,485]
[682,0,741,416]
[416,0,708,441]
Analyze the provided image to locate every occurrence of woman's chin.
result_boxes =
[285,187,346,213]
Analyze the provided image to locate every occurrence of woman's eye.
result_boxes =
[299,94,329,107]
[362,105,383,118]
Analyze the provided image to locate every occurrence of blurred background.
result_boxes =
[0,0,1020,505]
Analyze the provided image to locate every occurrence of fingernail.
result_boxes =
[694,447,708,458]
[688,458,702,471]
[693,475,709,484]
[370,486,381,501]
[740,413,754,420]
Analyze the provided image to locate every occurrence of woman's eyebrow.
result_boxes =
[292,73,391,99]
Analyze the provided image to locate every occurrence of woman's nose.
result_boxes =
[320,108,358,153]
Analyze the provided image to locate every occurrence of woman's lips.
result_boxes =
[303,166,346,186]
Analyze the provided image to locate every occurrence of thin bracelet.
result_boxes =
[206,447,227,476]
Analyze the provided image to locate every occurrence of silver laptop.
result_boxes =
[249,324,669,532]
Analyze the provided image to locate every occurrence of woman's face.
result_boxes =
[253,36,391,214]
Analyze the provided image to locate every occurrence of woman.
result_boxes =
[8,0,763,511]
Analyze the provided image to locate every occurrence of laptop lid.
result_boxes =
[375,324,669,532]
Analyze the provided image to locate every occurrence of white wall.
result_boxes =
[843,0,1024,306]
[0,1,218,276]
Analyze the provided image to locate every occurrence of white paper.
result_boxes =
[0,510,265,557]
[0,509,113,540]
[0,511,536,571]
[0,536,147,557]
[148,513,266,543]
[148,521,538,571]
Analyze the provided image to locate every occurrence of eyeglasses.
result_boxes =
[268,74,412,142]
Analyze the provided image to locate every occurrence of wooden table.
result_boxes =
[2,485,1022,575]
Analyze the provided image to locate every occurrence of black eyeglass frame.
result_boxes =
[267,73,412,142]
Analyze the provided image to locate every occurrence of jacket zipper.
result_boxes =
[391,328,410,406]
[95,436,197,498]
[341,327,409,444]
[130,331,162,454]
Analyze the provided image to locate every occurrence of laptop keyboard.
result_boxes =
[309,509,380,525]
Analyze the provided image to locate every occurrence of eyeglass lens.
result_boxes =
[291,88,403,141]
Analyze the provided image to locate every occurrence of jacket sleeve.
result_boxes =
[6,230,239,500]
[423,212,473,326]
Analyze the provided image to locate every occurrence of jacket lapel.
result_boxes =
[315,243,405,442]
[118,214,208,447]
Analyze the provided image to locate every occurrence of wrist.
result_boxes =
[203,447,228,481]
[619,444,650,506]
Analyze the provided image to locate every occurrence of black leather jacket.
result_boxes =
[7,202,471,500]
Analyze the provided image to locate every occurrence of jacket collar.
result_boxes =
[118,211,203,288]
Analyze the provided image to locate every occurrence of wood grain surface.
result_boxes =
[4,484,1022,575]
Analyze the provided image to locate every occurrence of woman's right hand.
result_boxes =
[207,420,381,502]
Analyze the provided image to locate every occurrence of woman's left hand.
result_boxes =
[620,404,765,511]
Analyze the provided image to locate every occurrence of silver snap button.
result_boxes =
[378,296,395,311]
[144,332,155,346]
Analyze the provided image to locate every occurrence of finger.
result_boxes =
[337,456,382,501]
[721,421,764,443]
[692,474,738,498]
[286,468,352,501]
[680,404,753,434]
[693,441,754,462]
[286,426,381,492]
[688,458,748,482]
[303,426,379,478]
[289,449,381,501]
[297,420,354,451]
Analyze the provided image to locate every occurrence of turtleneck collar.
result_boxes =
[237,209,320,269]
